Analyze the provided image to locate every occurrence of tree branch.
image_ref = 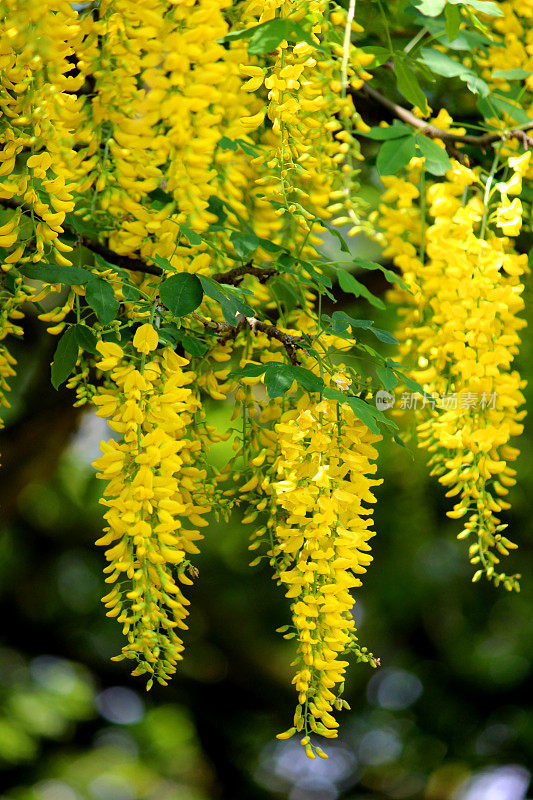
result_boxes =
[213,262,276,285]
[358,83,533,150]
[0,198,276,284]
[0,197,163,276]
[192,312,308,365]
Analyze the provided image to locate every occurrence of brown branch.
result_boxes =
[358,83,533,150]
[213,262,276,285]
[192,312,307,365]
[85,239,162,276]
[0,197,163,277]
[1,199,277,285]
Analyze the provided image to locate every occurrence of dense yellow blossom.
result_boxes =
[244,393,381,755]
[93,343,211,686]
[380,151,526,590]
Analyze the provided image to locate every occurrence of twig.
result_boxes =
[85,239,162,276]
[0,197,162,277]
[0,198,276,284]
[358,83,533,149]
[244,316,308,365]
[192,312,308,365]
[212,262,276,285]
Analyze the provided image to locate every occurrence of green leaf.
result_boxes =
[395,55,428,109]
[92,254,141,300]
[218,136,238,151]
[377,365,399,391]
[414,135,452,176]
[19,264,90,285]
[160,273,203,317]
[221,19,318,56]
[346,397,382,434]
[230,230,260,258]
[234,138,261,157]
[180,225,202,246]
[445,3,461,42]
[289,366,324,394]
[393,369,428,397]
[323,386,349,403]
[173,330,208,357]
[256,236,283,254]
[230,362,268,379]
[85,278,119,325]
[376,136,417,177]
[478,93,532,125]
[330,311,397,344]
[323,387,391,435]
[218,137,261,157]
[74,324,97,354]
[436,26,495,52]
[270,277,301,312]
[493,68,532,80]
[360,123,412,141]
[464,74,489,96]
[331,311,374,333]
[368,326,398,345]
[147,187,174,210]
[63,211,99,239]
[419,51,489,96]
[393,433,413,455]
[198,275,254,325]
[264,364,295,399]
[337,270,386,310]
[51,327,79,389]
[152,254,172,272]
[207,196,228,229]
[350,258,410,291]
[448,0,503,16]
[414,0,445,16]
[419,47,466,78]
[321,219,350,254]
[122,283,141,302]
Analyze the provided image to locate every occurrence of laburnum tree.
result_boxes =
[0,0,530,759]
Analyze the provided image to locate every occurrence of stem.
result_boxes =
[404,26,428,54]
[358,83,533,148]
[377,0,394,54]
[419,169,426,266]
[480,142,502,240]
[341,0,357,95]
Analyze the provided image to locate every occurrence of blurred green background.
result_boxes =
[1,247,532,800]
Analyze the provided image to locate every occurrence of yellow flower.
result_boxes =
[133,324,159,354]
[92,346,210,687]
[95,341,124,372]
[332,371,352,391]
[494,197,523,238]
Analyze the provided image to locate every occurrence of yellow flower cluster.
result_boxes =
[239,0,372,253]
[90,0,249,261]
[482,0,533,97]
[380,153,526,590]
[0,1,82,268]
[92,330,211,686]
[256,396,381,757]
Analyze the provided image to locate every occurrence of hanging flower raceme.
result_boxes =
[237,0,372,260]
[380,153,526,590]
[92,329,211,687]
[251,395,381,758]
[0,1,83,269]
